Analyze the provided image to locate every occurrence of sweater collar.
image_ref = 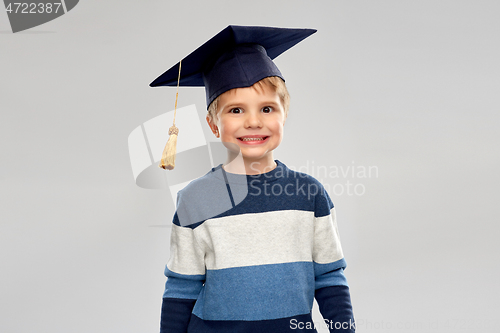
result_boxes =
[210,160,287,184]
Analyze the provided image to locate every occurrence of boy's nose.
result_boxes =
[244,111,263,128]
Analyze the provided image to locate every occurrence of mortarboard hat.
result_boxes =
[151,25,316,170]
[150,25,317,108]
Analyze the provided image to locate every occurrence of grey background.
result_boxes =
[1,0,499,332]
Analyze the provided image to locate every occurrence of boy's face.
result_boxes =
[206,83,286,164]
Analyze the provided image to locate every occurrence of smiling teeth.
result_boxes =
[241,137,264,141]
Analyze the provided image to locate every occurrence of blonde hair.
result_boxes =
[207,76,290,124]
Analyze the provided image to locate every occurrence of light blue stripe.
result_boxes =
[163,267,205,299]
[314,258,347,275]
[314,259,348,289]
[192,262,315,321]
[164,267,206,280]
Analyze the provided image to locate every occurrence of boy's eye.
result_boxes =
[262,106,273,113]
[229,107,242,114]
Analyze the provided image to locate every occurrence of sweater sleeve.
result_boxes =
[160,192,206,333]
[313,185,355,332]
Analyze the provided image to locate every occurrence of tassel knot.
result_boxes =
[168,125,179,135]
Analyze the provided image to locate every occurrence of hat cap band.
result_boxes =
[203,44,283,108]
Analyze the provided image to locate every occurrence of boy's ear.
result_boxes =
[206,115,220,138]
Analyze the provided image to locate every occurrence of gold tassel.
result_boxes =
[159,125,179,170]
[158,60,182,170]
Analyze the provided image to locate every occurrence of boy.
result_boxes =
[150,25,355,333]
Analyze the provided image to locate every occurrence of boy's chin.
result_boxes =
[238,150,275,163]
[221,141,276,161]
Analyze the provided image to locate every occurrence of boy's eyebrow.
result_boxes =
[256,100,282,109]
[219,99,252,109]
[220,102,247,110]
[260,100,281,106]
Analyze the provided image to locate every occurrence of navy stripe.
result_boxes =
[160,297,197,333]
[175,160,335,229]
[315,285,355,332]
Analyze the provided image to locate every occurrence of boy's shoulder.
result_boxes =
[174,166,245,227]
[275,160,326,187]
[276,160,334,211]
[175,166,228,204]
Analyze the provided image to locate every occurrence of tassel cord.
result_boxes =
[159,60,182,170]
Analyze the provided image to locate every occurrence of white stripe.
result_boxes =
[194,210,316,270]
[313,208,344,264]
[168,208,345,274]
[167,224,205,275]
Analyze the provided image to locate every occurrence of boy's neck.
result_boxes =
[222,153,277,175]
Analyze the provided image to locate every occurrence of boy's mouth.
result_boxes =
[237,136,269,142]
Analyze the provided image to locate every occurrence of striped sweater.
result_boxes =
[160,160,355,332]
